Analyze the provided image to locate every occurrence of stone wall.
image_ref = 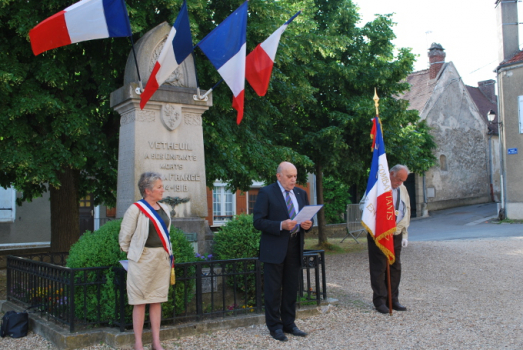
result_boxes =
[421,63,491,210]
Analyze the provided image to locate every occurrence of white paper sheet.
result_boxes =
[119,260,129,271]
[294,205,323,224]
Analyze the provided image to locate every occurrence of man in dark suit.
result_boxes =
[253,161,313,342]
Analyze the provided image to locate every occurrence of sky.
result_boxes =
[355,0,523,87]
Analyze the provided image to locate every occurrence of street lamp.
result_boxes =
[487,110,497,123]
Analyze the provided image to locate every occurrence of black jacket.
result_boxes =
[253,182,310,264]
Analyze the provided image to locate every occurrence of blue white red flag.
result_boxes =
[134,199,173,267]
[361,117,396,264]
[29,0,132,56]
[197,1,248,124]
[246,11,300,96]
[140,0,193,109]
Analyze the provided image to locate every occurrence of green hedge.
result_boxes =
[66,219,196,323]
[213,214,261,301]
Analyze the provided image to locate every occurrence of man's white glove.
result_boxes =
[402,238,408,248]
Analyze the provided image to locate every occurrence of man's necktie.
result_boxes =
[285,190,299,235]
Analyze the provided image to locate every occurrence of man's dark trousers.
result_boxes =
[367,233,402,307]
[263,234,301,331]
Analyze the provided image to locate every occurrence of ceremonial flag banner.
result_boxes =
[361,117,396,264]
[197,1,248,124]
[245,11,300,96]
[140,0,193,109]
[29,0,132,56]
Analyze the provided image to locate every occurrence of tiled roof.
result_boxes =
[466,85,498,135]
[398,69,436,113]
[500,50,523,65]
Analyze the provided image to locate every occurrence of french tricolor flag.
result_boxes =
[140,0,193,110]
[361,116,396,264]
[246,11,300,97]
[197,1,248,124]
[29,0,132,56]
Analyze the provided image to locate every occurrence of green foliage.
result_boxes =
[213,214,261,300]
[323,176,352,224]
[0,0,436,250]
[66,219,197,323]
[213,214,261,260]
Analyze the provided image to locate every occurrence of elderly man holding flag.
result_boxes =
[361,93,411,315]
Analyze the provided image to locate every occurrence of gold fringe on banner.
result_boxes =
[361,222,396,265]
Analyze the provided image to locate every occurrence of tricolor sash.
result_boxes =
[134,199,173,268]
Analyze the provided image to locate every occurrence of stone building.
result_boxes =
[466,80,500,202]
[400,43,492,216]
[494,0,523,219]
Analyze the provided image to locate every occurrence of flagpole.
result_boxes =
[194,79,223,101]
[118,0,144,95]
[129,34,144,94]
[374,88,393,316]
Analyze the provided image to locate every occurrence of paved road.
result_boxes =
[409,202,523,241]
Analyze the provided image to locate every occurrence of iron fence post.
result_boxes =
[6,256,11,301]
[255,259,262,313]
[314,255,320,305]
[196,263,203,320]
[69,268,75,333]
[320,251,327,300]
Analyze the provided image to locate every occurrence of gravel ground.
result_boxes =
[2,237,523,349]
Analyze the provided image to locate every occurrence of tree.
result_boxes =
[0,0,129,251]
[0,0,315,252]
[0,0,434,252]
[255,0,436,247]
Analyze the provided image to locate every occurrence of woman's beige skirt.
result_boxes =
[127,247,171,305]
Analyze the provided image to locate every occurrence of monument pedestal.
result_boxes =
[110,22,213,254]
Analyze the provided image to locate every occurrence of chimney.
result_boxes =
[496,0,519,63]
[428,43,446,79]
[478,80,496,103]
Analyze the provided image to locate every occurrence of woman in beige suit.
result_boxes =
[119,172,171,350]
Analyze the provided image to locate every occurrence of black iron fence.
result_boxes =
[7,250,327,333]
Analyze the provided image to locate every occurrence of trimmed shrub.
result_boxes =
[213,214,260,260]
[323,176,352,224]
[66,219,196,323]
[212,214,261,300]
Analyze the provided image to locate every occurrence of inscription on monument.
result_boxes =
[143,140,202,192]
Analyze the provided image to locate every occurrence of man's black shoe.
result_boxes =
[392,302,407,311]
[375,304,389,314]
[283,327,308,337]
[270,329,288,341]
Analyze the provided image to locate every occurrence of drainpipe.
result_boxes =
[487,131,494,202]
[495,66,506,219]
[422,173,428,217]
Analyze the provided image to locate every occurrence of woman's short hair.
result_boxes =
[138,172,163,197]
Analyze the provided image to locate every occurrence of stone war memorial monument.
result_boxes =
[110,22,213,252]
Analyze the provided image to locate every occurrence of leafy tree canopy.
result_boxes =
[0,0,435,249]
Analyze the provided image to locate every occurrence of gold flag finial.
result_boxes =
[373,88,379,115]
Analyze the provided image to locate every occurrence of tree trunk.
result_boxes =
[315,163,328,246]
[50,167,80,253]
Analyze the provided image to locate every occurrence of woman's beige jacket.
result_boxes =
[119,202,171,262]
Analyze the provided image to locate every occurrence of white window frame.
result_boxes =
[0,186,16,223]
[212,182,236,226]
